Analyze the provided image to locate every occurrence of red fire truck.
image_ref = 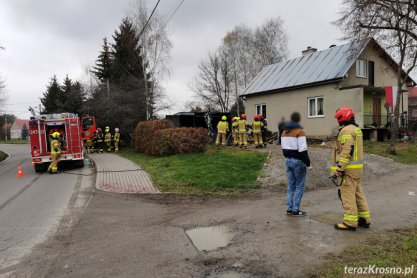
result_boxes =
[29,113,96,173]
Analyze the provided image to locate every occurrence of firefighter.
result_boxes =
[92,130,98,153]
[113,128,120,152]
[259,114,268,147]
[48,132,62,174]
[231,117,239,146]
[252,114,264,148]
[216,116,229,146]
[332,107,371,231]
[238,114,249,148]
[104,126,112,152]
[96,128,104,153]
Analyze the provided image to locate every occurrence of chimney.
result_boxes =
[302,46,317,56]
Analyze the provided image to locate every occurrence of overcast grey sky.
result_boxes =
[0,0,344,119]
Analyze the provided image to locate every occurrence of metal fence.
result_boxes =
[363,113,389,128]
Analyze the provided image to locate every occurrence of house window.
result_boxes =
[308,97,324,118]
[356,59,367,78]
[256,104,267,118]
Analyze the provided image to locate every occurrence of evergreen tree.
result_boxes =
[111,17,145,82]
[59,75,72,111]
[41,75,62,114]
[92,37,112,84]
[66,81,85,115]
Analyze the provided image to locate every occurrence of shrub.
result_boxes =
[134,120,172,154]
[155,128,209,156]
[134,120,209,156]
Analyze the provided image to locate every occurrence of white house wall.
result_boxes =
[245,84,364,137]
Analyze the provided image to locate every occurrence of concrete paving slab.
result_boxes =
[89,153,159,194]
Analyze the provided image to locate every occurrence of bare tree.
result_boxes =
[129,0,172,118]
[192,17,288,113]
[190,51,233,113]
[0,78,6,110]
[336,0,417,154]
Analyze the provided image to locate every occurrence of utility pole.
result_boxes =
[4,114,7,141]
[39,104,42,115]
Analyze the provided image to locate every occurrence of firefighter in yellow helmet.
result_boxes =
[216,116,229,146]
[113,128,120,152]
[48,132,62,174]
[231,117,239,146]
[104,126,112,152]
[238,114,249,148]
[251,114,264,148]
[332,107,371,231]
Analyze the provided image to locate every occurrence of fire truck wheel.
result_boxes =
[73,160,85,169]
[34,164,46,173]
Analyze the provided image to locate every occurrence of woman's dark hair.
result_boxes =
[290,112,301,123]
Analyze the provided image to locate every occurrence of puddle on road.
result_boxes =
[310,213,342,224]
[186,225,234,251]
[207,271,249,278]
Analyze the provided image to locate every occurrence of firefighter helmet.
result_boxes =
[51,132,60,138]
[241,114,247,119]
[96,128,102,132]
[335,107,355,123]
[231,117,237,122]
[222,115,227,121]
[115,128,119,132]
[254,114,259,121]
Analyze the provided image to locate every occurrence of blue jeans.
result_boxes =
[285,158,307,212]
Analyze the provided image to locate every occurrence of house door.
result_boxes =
[373,98,381,126]
[368,61,375,86]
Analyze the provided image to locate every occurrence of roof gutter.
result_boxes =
[241,78,343,98]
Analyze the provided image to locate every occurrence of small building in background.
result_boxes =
[409,87,417,123]
[10,119,30,140]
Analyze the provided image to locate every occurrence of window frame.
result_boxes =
[307,97,324,118]
[356,59,367,78]
[255,104,267,118]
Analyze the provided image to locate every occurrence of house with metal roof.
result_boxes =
[241,38,416,138]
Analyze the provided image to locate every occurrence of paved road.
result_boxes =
[0,144,94,275]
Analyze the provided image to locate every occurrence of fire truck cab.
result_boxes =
[29,113,85,173]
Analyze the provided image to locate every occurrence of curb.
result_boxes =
[0,150,11,164]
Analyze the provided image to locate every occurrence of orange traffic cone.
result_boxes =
[17,165,25,177]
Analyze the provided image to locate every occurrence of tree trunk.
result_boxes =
[387,78,404,155]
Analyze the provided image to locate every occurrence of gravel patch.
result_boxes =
[257,144,403,190]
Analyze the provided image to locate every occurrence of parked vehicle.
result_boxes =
[29,113,90,173]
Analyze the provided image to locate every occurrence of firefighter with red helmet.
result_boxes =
[231,117,239,146]
[251,114,264,148]
[238,114,249,148]
[332,107,371,231]
[216,116,229,146]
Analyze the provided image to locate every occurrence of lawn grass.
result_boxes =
[0,150,7,162]
[118,147,268,195]
[364,141,417,164]
[315,227,417,277]
[0,140,29,144]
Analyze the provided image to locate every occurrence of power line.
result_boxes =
[166,0,185,24]
[137,0,162,39]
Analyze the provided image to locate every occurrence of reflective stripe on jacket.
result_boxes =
[332,124,364,173]
[251,121,263,133]
[50,139,61,154]
[114,133,120,142]
[232,122,239,132]
[217,121,229,134]
[238,120,248,132]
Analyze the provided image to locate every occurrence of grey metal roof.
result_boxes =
[242,39,370,96]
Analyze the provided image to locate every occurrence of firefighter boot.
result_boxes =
[335,223,356,231]
[358,217,370,228]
